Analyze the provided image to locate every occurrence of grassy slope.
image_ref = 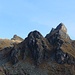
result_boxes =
[0,39,22,50]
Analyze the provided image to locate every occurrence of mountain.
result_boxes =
[0,23,75,75]
[11,34,23,42]
[0,39,13,50]
[45,23,75,64]
[0,35,23,50]
[18,30,52,65]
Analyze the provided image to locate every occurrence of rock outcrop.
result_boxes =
[46,23,75,64]
[0,23,75,75]
[9,23,75,65]
[11,34,23,42]
[18,30,52,65]
[56,23,67,33]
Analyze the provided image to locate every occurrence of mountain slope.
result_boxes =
[0,35,23,50]
[0,23,75,75]
[11,34,23,42]
[46,23,75,64]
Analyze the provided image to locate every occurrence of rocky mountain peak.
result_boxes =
[18,30,52,65]
[56,23,67,33]
[46,23,71,43]
[45,23,75,64]
[0,23,75,75]
[11,34,23,42]
[28,30,43,39]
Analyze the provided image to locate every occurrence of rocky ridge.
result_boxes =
[46,23,75,64]
[0,23,75,75]
[11,34,23,42]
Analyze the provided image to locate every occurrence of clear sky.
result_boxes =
[0,0,75,40]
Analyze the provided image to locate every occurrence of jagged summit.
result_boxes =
[0,23,75,75]
[46,23,71,43]
[19,30,52,65]
[56,23,67,33]
[28,30,43,39]
[11,34,23,42]
[46,23,75,64]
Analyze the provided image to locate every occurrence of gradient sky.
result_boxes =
[0,0,75,39]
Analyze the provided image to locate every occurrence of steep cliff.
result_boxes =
[46,23,75,64]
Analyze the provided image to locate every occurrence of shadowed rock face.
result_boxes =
[46,23,71,44]
[9,30,52,65]
[0,23,75,75]
[46,23,75,64]
[9,24,75,65]
[19,30,52,65]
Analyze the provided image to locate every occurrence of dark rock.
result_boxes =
[46,23,71,44]
[56,23,67,33]
[0,23,75,75]
[9,23,75,65]
[10,47,20,64]
[72,40,75,47]
[19,30,52,65]
[46,23,75,64]
[0,47,13,65]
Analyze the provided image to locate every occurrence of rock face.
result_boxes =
[9,23,75,65]
[56,23,67,33]
[0,47,13,65]
[10,47,20,64]
[0,23,75,75]
[11,34,23,42]
[46,23,75,64]
[19,30,52,65]
[9,30,52,65]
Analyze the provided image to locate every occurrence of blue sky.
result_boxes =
[0,0,75,39]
